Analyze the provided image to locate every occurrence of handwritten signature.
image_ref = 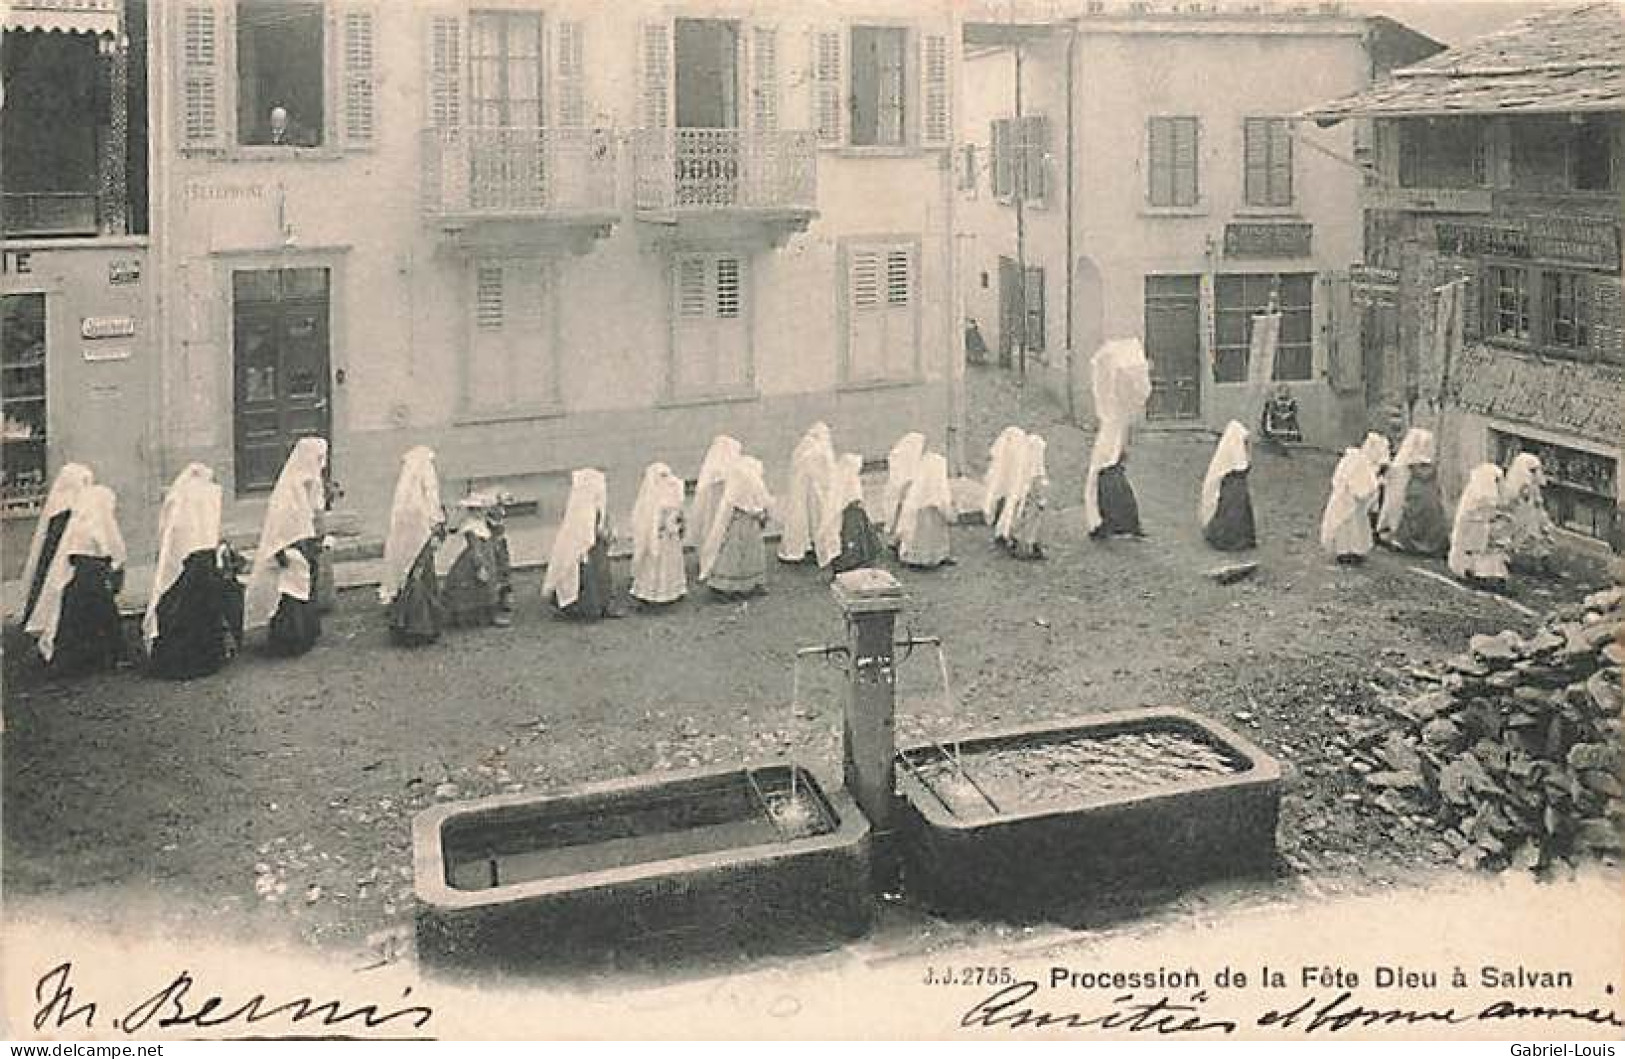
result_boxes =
[34,962,434,1039]
[963,980,1624,1036]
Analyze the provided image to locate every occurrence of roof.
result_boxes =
[1302,2,1625,122]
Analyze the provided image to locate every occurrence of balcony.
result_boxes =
[1,192,99,239]
[420,127,619,248]
[632,129,817,246]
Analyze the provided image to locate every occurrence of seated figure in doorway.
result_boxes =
[1259,385,1304,450]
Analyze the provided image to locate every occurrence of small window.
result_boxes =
[1024,266,1045,354]
[1572,116,1616,192]
[1543,272,1590,350]
[850,26,908,147]
[1488,265,1532,341]
[1243,118,1293,207]
[2,293,48,510]
[1148,116,1199,207]
[237,0,325,147]
[1213,272,1314,383]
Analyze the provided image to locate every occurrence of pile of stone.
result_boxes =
[1352,586,1623,873]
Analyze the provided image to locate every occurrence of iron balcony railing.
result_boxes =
[420,126,619,220]
[632,128,817,212]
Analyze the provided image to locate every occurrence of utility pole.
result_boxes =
[1014,43,1028,380]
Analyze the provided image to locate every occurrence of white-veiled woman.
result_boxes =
[18,463,94,628]
[1361,432,1393,532]
[380,446,446,646]
[821,453,882,574]
[1502,453,1556,574]
[1086,339,1153,540]
[630,461,688,605]
[26,484,127,673]
[1201,422,1257,552]
[996,433,1050,560]
[244,437,328,656]
[686,435,740,552]
[1449,463,1510,588]
[881,431,926,545]
[701,455,773,598]
[1318,447,1380,564]
[1376,427,1449,556]
[146,464,240,679]
[897,452,956,569]
[544,468,614,620]
[778,422,835,563]
[982,425,1028,531]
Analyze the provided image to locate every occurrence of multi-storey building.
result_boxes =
[1306,2,1623,552]
[6,0,963,569]
[957,0,1438,446]
[2,0,151,575]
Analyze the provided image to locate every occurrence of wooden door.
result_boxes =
[1143,274,1201,419]
[233,267,332,493]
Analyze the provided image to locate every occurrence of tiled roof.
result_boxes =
[1302,3,1625,120]
[1452,343,1625,447]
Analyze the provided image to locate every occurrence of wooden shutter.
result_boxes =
[179,2,226,151]
[470,261,553,412]
[428,14,464,129]
[1174,117,1199,205]
[1147,118,1171,205]
[1022,115,1049,203]
[1243,118,1267,205]
[813,29,844,145]
[554,20,586,127]
[338,5,377,149]
[469,264,508,411]
[847,244,916,382]
[920,31,949,148]
[1269,119,1293,205]
[884,247,917,378]
[672,255,748,396]
[751,25,780,132]
[640,22,671,129]
[992,119,1010,198]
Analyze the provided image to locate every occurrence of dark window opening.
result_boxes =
[1,30,101,237]
[237,0,325,147]
[1571,116,1617,192]
[2,293,49,509]
[850,26,907,147]
[1398,117,1485,189]
[1213,273,1314,383]
[1510,116,1572,193]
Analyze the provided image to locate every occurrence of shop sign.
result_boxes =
[1436,216,1621,273]
[1350,263,1399,308]
[81,316,136,340]
[1223,222,1313,259]
[108,259,141,285]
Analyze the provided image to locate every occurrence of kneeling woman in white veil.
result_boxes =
[545,468,616,620]
[245,437,329,656]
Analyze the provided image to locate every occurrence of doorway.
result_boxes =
[1143,275,1202,420]
[233,267,332,494]
[673,19,740,207]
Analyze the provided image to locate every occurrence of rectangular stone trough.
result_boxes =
[413,763,871,967]
[895,707,1283,917]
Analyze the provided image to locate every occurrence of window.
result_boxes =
[1495,432,1620,545]
[1024,266,1046,354]
[850,26,907,147]
[1488,265,1531,341]
[1213,273,1314,383]
[845,240,918,383]
[470,12,544,128]
[237,0,325,146]
[2,293,48,511]
[1243,118,1293,208]
[1543,272,1590,350]
[991,115,1049,203]
[1483,263,1601,359]
[1147,116,1199,207]
[671,253,751,399]
[1398,117,1486,189]
[466,260,557,417]
[1571,116,1617,192]
[1506,115,1620,193]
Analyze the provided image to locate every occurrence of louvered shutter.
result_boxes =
[920,31,949,148]
[1147,119,1170,205]
[1243,119,1267,206]
[179,2,226,151]
[751,25,779,132]
[1174,118,1199,205]
[849,247,883,380]
[428,14,464,129]
[1022,115,1049,203]
[884,247,917,379]
[338,5,377,149]
[469,264,508,412]
[813,29,844,145]
[554,20,586,127]
[1269,119,1293,206]
[641,22,672,128]
[992,119,1010,198]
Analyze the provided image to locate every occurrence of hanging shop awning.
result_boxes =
[3,0,120,37]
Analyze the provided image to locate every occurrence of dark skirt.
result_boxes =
[559,535,613,620]
[829,502,882,574]
[1204,470,1257,552]
[1092,463,1142,538]
[267,539,322,657]
[149,549,234,680]
[389,541,443,646]
[444,534,498,627]
[51,555,123,675]
[1391,467,1450,557]
[23,510,72,627]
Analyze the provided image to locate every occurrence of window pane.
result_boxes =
[236,0,325,146]
[1273,344,1312,381]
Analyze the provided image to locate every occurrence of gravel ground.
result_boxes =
[3,363,1612,979]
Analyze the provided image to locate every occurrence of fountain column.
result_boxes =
[831,568,905,890]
